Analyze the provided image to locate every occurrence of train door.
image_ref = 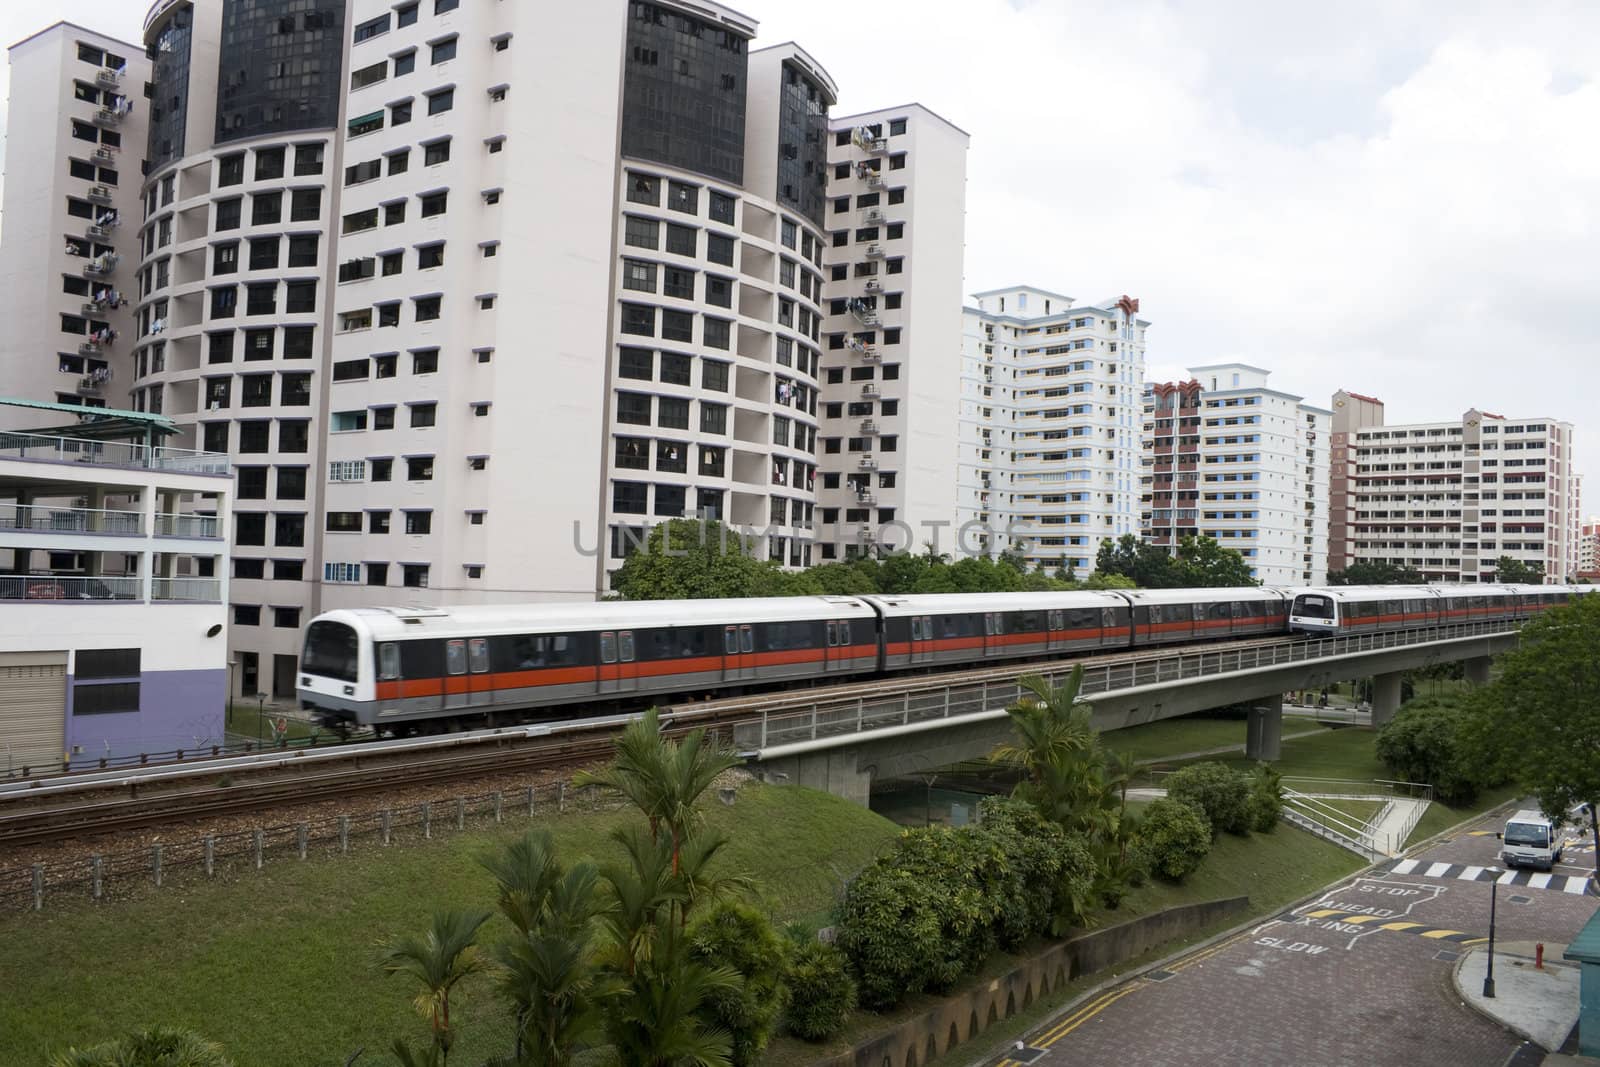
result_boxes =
[911,615,935,664]
[824,619,852,672]
[722,624,755,681]
[983,612,1001,657]
[467,637,493,708]
[444,639,469,710]
[599,631,638,694]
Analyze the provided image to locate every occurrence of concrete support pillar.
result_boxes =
[1372,672,1403,728]
[1246,696,1283,762]
[1464,656,1492,686]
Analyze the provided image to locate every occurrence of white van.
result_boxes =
[1499,810,1563,870]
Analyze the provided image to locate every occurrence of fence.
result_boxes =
[736,618,1518,752]
[0,778,605,914]
[2,722,377,781]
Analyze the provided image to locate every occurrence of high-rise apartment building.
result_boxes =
[119,0,345,701]
[1,1,972,702]
[1331,396,1579,583]
[1141,364,1329,585]
[1,24,149,416]
[1328,388,1385,576]
[815,107,968,558]
[1578,517,1599,579]
[955,288,1148,572]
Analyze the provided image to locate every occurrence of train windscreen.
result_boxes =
[1292,594,1335,620]
[302,620,359,682]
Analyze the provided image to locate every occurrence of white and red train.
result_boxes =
[295,583,1580,733]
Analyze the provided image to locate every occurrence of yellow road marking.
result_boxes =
[1035,987,1132,1045]
[1459,937,1489,945]
[1340,914,1383,924]
[1379,921,1425,931]
[1302,907,1342,918]
[1420,928,1465,939]
[1038,985,1143,1047]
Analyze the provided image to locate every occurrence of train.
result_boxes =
[295,583,1583,735]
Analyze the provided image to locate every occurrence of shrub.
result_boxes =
[973,796,1095,946]
[784,941,856,1041]
[1375,699,1485,804]
[690,900,791,1065]
[1135,798,1212,882]
[1165,761,1253,836]
[1249,765,1284,833]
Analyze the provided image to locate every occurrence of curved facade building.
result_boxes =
[131,0,344,699]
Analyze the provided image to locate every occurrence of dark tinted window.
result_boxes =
[620,3,747,185]
[76,647,141,679]
[302,620,359,682]
[215,3,346,143]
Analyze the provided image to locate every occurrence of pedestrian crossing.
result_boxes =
[1386,857,1592,895]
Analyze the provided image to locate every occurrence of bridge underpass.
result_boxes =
[734,621,1516,805]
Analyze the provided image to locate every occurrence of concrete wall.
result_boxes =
[812,896,1250,1067]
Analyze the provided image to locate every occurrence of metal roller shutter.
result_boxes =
[0,653,67,775]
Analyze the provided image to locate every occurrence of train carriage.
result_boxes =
[298,595,877,730]
[865,591,1133,672]
[1121,587,1289,645]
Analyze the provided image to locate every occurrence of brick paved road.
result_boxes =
[988,805,1599,1067]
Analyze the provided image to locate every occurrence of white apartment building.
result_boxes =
[1338,403,1579,583]
[1142,364,1329,586]
[815,106,968,558]
[1578,517,1599,578]
[0,402,230,771]
[0,24,149,418]
[955,287,1148,572]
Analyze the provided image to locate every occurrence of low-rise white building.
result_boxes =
[0,401,230,772]
[956,287,1148,571]
[1142,364,1329,585]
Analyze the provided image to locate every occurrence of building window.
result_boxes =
[622,259,656,293]
[612,482,647,514]
[427,89,454,115]
[620,303,655,337]
[415,296,441,321]
[423,139,450,166]
[410,402,437,428]
[420,191,447,217]
[627,173,659,206]
[658,397,689,430]
[661,310,693,343]
[418,242,445,269]
[624,216,659,249]
[707,233,735,266]
[660,352,691,386]
[663,267,695,300]
[703,317,730,350]
[665,224,697,257]
[233,604,262,626]
[406,456,434,480]
[369,511,392,533]
[700,402,727,434]
[702,360,729,392]
[412,348,439,373]
[431,37,457,64]
[667,181,698,214]
[404,510,432,535]
[705,275,732,308]
[403,564,429,588]
[709,191,736,225]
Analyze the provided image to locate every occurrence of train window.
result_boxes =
[303,620,360,682]
[378,643,400,680]
[826,621,837,646]
[446,639,467,675]
[1210,602,1231,620]
[723,627,738,655]
[840,621,851,645]
[740,625,753,654]
[619,631,635,662]
[600,632,618,664]
[1100,608,1115,629]
[909,617,922,641]
[468,638,488,673]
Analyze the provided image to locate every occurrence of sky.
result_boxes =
[5,0,1599,494]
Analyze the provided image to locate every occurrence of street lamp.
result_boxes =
[255,691,267,747]
[1483,866,1502,998]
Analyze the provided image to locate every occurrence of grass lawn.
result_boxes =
[1289,797,1385,829]
[0,782,900,1067]
[761,803,1364,1067]
[1103,715,1331,764]
[1406,784,1526,847]
[1151,724,1389,786]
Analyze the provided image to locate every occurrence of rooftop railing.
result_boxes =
[0,432,229,476]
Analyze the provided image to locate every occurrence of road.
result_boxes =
[989,806,1598,1067]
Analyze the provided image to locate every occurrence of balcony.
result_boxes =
[86,185,114,206]
[75,375,105,397]
[858,456,879,471]
[77,340,102,357]
[861,383,881,399]
[94,67,121,90]
[0,505,142,536]
[847,298,880,327]
[0,431,230,475]
[152,577,221,602]
[852,127,889,153]
[0,575,141,601]
[91,107,122,128]
[844,338,880,361]
[864,278,882,294]
[864,243,885,259]
[856,490,878,506]
[861,208,886,226]
[92,145,117,164]
[860,419,880,435]
[81,300,106,316]
[155,513,221,539]
[86,223,112,240]
[83,254,119,278]
[865,171,887,190]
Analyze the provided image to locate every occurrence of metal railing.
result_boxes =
[0,505,142,536]
[0,575,142,601]
[152,577,221,602]
[154,512,220,538]
[735,619,1518,753]
[0,432,230,476]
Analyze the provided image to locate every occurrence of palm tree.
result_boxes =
[990,666,1095,786]
[49,1026,233,1067]
[379,908,492,1066]
[603,920,742,1067]
[483,830,568,938]
[577,707,741,874]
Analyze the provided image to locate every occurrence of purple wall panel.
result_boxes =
[64,668,227,765]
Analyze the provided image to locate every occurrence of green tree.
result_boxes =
[1375,699,1486,805]
[1328,560,1424,585]
[481,831,615,1067]
[1466,592,1600,879]
[1493,555,1545,584]
[1249,764,1285,833]
[990,667,1095,786]
[576,707,740,875]
[1094,533,1177,588]
[1134,798,1212,882]
[610,519,789,601]
[49,1027,233,1067]
[689,901,791,1065]
[1165,762,1254,836]
[782,941,856,1042]
[1173,535,1258,587]
[379,909,493,1067]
